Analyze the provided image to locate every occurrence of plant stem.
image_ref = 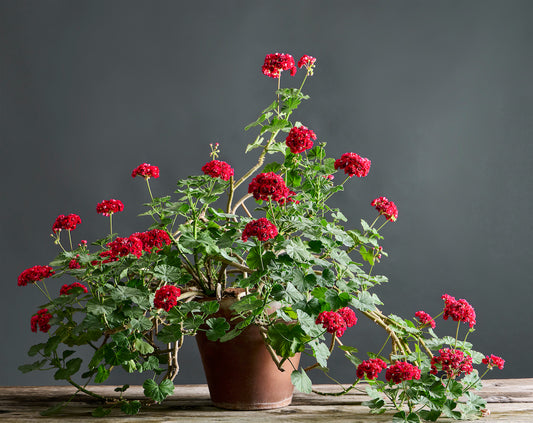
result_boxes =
[66,377,106,401]
[146,178,154,202]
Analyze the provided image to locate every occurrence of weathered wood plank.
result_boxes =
[0,379,532,422]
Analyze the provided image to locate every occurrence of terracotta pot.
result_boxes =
[195,293,300,410]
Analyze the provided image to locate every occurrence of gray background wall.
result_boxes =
[1,0,532,386]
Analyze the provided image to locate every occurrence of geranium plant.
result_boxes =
[18,53,504,421]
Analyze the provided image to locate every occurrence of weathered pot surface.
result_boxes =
[195,289,300,410]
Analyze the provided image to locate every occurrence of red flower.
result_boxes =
[316,311,347,337]
[30,309,53,333]
[415,310,436,329]
[99,235,144,262]
[338,307,357,327]
[385,362,421,384]
[242,218,278,242]
[248,172,295,204]
[285,125,317,154]
[430,348,474,378]
[482,354,505,370]
[356,358,387,380]
[131,163,160,179]
[133,229,172,253]
[52,214,82,232]
[334,152,371,178]
[96,199,124,216]
[202,160,234,181]
[262,53,297,78]
[154,285,181,312]
[371,196,398,222]
[297,54,316,69]
[18,265,55,287]
[441,294,476,328]
[60,282,88,296]
[68,256,82,269]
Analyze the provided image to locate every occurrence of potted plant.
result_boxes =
[18,53,504,421]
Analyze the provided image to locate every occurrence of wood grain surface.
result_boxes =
[1,379,532,422]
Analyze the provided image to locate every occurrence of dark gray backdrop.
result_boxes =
[1,0,532,386]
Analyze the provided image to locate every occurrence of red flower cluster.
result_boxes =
[96,199,124,216]
[371,197,398,222]
[202,160,234,181]
[99,235,144,263]
[441,294,476,328]
[154,285,181,312]
[69,256,81,269]
[385,361,421,384]
[334,152,371,178]
[297,54,316,69]
[242,218,278,242]
[338,307,358,327]
[131,163,160,179]
[285,125,317,154]
[30,309,53,333]
[248,172,296,204]
[415,310,436,329]
[18,265,55,287]
[132,229,172,253]
[356,358,388,380]
[60,282,88,296]
[316,307,357,337]
[262,53,297,78]
[482,354,505,370]
[52,214,81,232]
[430,348,474,378]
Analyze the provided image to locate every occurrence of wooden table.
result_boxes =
[1,379,532,422]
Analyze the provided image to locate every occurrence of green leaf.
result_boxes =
[142,356,162,373]
[201,300,220,315]
[28,342,47,357]
[245,136,265,152]
[296,310,323,338]
[245,246,262,270]
[53,358,82,380]
[362,397,386,412]
[350,291,383,312]
[205,317,230,341]
[291,369,312,393]
[86,299,116,316]
[114,384,130,393]
[121,400,142,415]
[91,406,112,417]
[157,324,183,344]
[285,239,314,262]
[18,359,48,374]
[419,410,441,422]
[309,340,330,367]
[263,162,282,173]
[324,290,350,311]
[94,365,110,383]
[393,411,421,423]
[134,339,154,355]
[129,316,154,332]
[153,265,182,283]
[142,378,174,403]
[267,323,309,357]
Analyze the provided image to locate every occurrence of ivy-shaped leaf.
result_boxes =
[205,317,230,341]
[142,379,174,403]
[291,369,312,393]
